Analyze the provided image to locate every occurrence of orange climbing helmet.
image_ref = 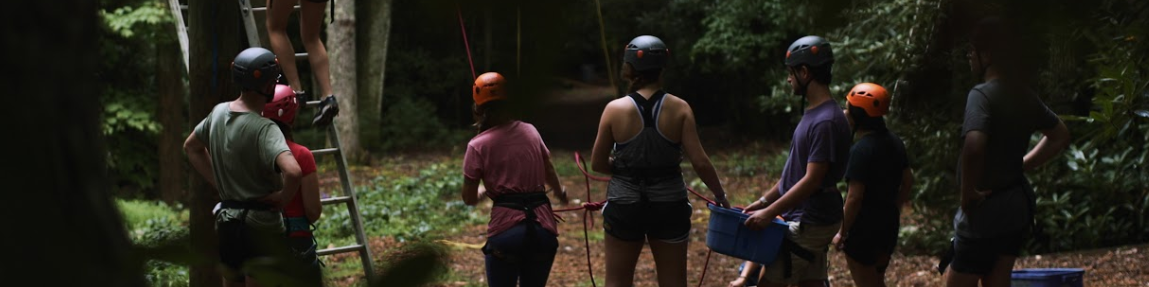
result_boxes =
[473,72,507,106]
[262,84,299,126]
[846,83,891,117]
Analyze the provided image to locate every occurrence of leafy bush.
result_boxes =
[116,199,190,287]
[377,95,468,151]
[99,0,174,195]
[315,163,485,243]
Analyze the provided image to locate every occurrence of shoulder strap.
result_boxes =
[627,91,667,128]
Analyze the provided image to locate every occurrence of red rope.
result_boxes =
[698,249,713,287]
[455,4,476,79]
[576,151,598,287]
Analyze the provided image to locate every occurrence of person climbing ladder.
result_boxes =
[265,0,339,127]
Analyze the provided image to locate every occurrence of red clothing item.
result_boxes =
[283,140,317,237]
[463,121,558,237]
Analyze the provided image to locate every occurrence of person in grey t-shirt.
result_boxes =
[944,17,1071,287]
[184,48,303,286]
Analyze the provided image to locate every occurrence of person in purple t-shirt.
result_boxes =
[743,35,851,287]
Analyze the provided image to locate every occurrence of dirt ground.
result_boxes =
[427,171,1148,287]
[317,152,1147,287]
[319,81,1147,286]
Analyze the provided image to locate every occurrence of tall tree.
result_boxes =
[8,1,145,286]
[188,0,240,286]
[331,0,362,162]
[357,0,392,150]
[158,0,187,205]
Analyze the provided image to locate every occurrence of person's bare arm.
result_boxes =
[591,102,618,175]
[543,153,569,204]
[898,168,914,208]
[744,181,781,212]
[1023,120,1071,172]
[746,162,829,229]
[839,180,865,239]
[960,131,989,213]
[183,133,217,189]
[301,173,321,223]
[266,152,302,208]
[680,103,729,207]
[462,178,481,206]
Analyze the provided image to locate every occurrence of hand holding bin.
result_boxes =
[706,204,789,265]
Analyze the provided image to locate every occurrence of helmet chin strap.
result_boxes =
[791,67,811,96]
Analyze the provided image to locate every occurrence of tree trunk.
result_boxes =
[330,0,362,162]
[356,0,391,151]
[188,0,241,286]
[8,1,145,286]
[158,22,187,205]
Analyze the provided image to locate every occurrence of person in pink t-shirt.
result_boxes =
[461,72,569,287]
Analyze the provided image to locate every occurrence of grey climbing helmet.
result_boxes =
[231,47,281,95]
[784,35,833,67]
[623,35,670,71]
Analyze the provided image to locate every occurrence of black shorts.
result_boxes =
[843,222,898,267]
[949,231,1026,276]
[602,199,692,243]
[217,218,288,280]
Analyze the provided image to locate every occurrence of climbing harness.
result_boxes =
[552,152,719,287]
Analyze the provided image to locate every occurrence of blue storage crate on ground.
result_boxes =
[706,204,788,265]
[1011,268,1085,287]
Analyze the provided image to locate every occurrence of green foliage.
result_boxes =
[99,0,177,194]
[315,163,485,242]
[118,199,188,244]
[377,95,468,151]
[116,199,192,287]
[100,1,173,39]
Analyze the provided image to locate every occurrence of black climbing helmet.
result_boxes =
[623,35,670,71]
[231,47,281,94]
[784,35,833,67]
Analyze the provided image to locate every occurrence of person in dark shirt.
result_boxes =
[833,83,914,287]
[944,17,1071,287]
[744,35,851,287]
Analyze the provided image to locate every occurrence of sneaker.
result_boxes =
[312,95,340,127]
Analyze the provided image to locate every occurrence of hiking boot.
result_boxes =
[312,95,340,127]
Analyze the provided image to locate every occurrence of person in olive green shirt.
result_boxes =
[184,47,303,287]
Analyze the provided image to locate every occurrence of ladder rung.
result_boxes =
[295,52,309,59]
[321,196,352,205]
[318,244,364,256]
[305,100,322,107]
[312,148,339,156]
[251,5,300,12]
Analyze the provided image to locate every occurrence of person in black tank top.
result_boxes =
[590,35,729,287]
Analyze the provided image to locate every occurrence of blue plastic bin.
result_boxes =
[705,204,788,265]
[1010,268,1085,287]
